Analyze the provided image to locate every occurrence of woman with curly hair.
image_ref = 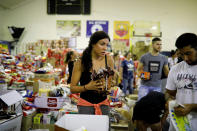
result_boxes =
[70,31,114,115]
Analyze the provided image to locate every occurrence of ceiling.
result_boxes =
[0,0,28,10]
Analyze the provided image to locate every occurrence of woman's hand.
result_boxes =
[85,79,105,91]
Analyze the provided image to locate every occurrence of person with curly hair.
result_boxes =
[132,91,168,131]
[70,31,114,115]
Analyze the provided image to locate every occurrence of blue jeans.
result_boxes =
[122,78,133,94]
[138,85,161,101]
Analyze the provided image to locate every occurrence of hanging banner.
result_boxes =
[56,20,81,37]
[113,21,130,39]
[0,43,8,50]
[86,20,109,37]
[130,24,134,51]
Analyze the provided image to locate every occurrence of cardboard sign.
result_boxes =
[34,97,65,109]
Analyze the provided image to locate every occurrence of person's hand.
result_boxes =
[85,79,105,91]
[174,104,192,116]
[165,94,176,112]
[161,111,169,126]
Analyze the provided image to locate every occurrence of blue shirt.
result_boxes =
[121,59,134,79]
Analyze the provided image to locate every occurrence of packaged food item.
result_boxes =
[33,113,43,124]
[140,71,151,80]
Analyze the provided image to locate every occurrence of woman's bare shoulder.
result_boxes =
[75,58,86,72]
[106,53,114,68]
[74,58,82,68]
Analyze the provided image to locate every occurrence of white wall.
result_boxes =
[0,0,197,53]
[0,11,4,38]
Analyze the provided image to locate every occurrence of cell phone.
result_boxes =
[177,103,185,108]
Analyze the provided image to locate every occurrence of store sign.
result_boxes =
[34,97,65,109]
[86,20,109,37]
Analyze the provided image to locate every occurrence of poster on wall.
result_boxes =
[0,41,10,54]
[113,21,130,39]
[56,20,81,37]
[133,20,160,37]
[86,20,109,37]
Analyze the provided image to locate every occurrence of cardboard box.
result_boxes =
[32,123,54,131]
[55,114,109,131]
[0,114,23,131]
[0,90,23,131]
[34,96,66,109]
[21,109,36,131]
[0,83,7,90]
[55,125,69,131]
[0,90,23,106]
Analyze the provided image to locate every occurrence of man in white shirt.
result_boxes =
[165,33,197,130]
[168,50,178,69]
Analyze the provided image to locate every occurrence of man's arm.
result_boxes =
[165,89,197,116]
[161,89,177,125]
[165,89,176,101]
[164,89,176,113]
[137,62,144,77]
[119,66,123,81]
[187,104,197,112]
[163,64,169,77]
[175,104,197,116]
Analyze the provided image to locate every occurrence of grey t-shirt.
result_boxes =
[140,52,168,87]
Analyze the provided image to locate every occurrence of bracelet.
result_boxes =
[84,85,87,91]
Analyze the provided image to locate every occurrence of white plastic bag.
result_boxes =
[169,100,192,131]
